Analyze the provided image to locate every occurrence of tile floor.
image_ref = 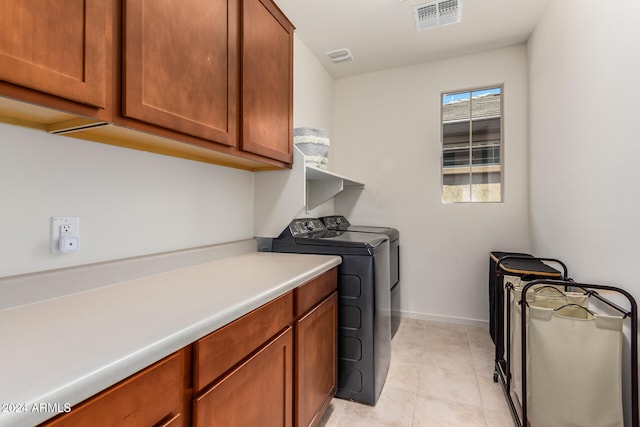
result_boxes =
[318,318,515,427]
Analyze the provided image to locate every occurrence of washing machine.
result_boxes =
[320,215,401,337]
[260,218,391,406]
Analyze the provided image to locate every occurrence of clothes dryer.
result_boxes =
[321,216,401,337]
[262,218,391,406]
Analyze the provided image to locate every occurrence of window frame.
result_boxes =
[440,84,504,204]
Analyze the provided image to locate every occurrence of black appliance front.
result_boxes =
[267,219,391,406]
[321,215,401,338]
[335,251,390,405]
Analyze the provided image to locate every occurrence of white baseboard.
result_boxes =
[399,310,489,329]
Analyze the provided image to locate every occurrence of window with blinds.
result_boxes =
[441,86,503,203]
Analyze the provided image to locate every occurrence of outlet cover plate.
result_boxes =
[51,217,79,254]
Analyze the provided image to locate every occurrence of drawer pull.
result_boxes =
[154,413,181,427]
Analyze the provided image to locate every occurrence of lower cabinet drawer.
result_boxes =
[295,268,338,317]
[193,327,294,427]
[40,349,186,427]
[193,290,294,392]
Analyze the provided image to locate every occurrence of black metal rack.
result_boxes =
[492,254,639,427]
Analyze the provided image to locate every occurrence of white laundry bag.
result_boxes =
[527,304,624,427]
[509,284,588,407]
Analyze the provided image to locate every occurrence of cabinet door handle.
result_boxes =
[154,413,181,427]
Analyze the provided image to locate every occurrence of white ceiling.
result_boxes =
[273,0,550,79]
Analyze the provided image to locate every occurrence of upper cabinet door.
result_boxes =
[0,1,107,108]
[241,0,294,164]
[123,0,238,147]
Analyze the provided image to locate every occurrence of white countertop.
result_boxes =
[0,252,341,427]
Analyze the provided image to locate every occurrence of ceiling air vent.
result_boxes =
[414,0,462,31]
[326,48,353,63]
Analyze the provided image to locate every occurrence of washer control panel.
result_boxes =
[322,215,350,230]
[289,218,325,237]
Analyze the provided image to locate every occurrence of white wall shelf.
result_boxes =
[305,165,364,210]
[254,146,364,237]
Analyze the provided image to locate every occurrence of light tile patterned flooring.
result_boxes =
[318,318,515,427]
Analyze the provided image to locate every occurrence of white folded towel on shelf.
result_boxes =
[294,127,330,169]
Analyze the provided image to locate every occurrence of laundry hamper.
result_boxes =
[491,254,567,388]
[508,281,588,408]
[526,303,624,427]
[488,252,533,359]
[496,277,638,427]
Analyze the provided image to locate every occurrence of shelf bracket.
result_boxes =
[306,178,344,211]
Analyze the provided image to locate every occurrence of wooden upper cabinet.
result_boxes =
[241,0,294,164]
[0,0,107,108]
[0,0,295,170]
[123,0,238,146]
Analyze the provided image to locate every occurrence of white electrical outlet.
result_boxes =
[51,217,80,254]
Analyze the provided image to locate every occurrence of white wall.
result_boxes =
[0,34,337,277]
[0,124,254,277]
[528,0,640,292]
[292,34,335,138]
[291,34,336,217]
[529,4,640,422]
[332,45,531,324]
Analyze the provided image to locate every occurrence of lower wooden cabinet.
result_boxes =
[192,268,338,427]
[296,292,338,427]
[40,349,189,427]
[294,268,338,427]
[193,327,294,427]
[193,291,294,393]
